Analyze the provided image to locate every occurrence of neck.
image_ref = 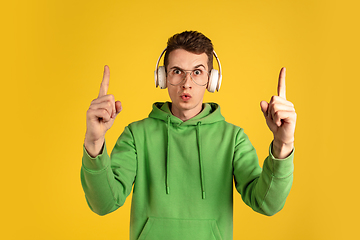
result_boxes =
[170,104,203,121]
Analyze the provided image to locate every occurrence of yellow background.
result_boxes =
[1,0,359,239]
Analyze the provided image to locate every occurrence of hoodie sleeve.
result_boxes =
[233,129,294,216]
[80,126,137,216]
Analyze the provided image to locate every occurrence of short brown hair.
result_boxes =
[164,31,214,71]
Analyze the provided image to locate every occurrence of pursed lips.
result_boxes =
[180,93,192,101]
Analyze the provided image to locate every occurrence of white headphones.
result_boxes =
[154,48,222,93]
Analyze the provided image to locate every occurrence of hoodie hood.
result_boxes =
[149,102,225,125]
[148,102,225,199]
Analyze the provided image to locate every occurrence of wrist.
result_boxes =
[84,136,105,158]
[272,139,294,159]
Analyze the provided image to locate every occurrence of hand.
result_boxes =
[260,67,297,159]
[84,65,122,157]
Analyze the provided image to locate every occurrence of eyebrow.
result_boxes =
[169,64,207,70]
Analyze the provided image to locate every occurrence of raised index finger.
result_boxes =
[277,67,286,99]
[98,65,110,97]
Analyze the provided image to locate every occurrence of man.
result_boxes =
[81,31,296,240]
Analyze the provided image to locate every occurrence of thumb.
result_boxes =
[115,101,123,114]
[260,101,269,116]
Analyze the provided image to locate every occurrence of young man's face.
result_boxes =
[166,49,209,120]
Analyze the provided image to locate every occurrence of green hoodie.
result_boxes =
[81,102,294,240]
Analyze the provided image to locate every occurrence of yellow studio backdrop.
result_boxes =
[1,0,359,239]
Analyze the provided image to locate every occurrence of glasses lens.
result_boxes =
[191,69,208,86]
[168,69,184,85]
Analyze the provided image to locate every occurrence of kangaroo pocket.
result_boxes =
[138,217,223,240]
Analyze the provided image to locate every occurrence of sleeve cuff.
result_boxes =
[267,142,294,178]
[269,141,295,161]
[82,142,110,171]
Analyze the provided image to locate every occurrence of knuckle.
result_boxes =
[274,111,283,119]
[89,102,97,109]
[106,100,112,108]
[273,111,279,118]
[272,105,279,113]
[108,94,115,101]
[269,105,277,115]
[87,109,96,118]
[270,96,277,103]
[102,109,109,117]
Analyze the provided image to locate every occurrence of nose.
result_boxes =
[182,72,192,89]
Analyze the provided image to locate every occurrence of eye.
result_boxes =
[193,69,202,75]
[173,69,182,75]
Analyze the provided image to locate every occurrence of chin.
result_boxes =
[179,100,201,110]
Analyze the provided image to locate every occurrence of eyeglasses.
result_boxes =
[167,68,209,86]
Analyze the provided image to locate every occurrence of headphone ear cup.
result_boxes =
[154,69,159,87]
[207,69,219,93]
[157,66,167,89]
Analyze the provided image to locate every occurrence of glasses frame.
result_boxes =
[166,68,209,87]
